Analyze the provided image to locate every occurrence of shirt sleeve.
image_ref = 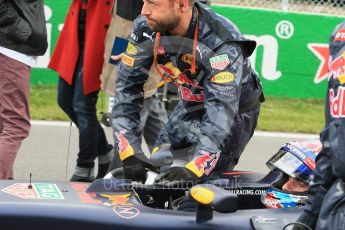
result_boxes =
[185,42,246,177]
[111,20,155,163]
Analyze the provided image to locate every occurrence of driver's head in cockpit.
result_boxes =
[261,139,322,208]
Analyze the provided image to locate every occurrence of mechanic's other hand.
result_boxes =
[110,53,123,61]
[123,156,147,182]
[150,144,173,166]
[155,166,199,187]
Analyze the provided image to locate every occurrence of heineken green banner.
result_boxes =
[30,1,70,85]
[212,5,344,99]
[33,2,344,99]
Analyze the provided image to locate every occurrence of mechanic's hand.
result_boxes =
[155,166,199,187]
[110,53,123,61]
[150,144,173,166]
[123,156,147,182]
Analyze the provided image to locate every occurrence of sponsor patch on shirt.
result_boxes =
[185,150,220,177]
[329,51,345,84]
[329,86,345,118]
[121,54,135,67]
[334,29,345,41]
[126,43,137,55]
[115,130,134,161]
[210,72,235,84]
[157,46,165,55]
[209,54,230,70]
[130,32,138,42]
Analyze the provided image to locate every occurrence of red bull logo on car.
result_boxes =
[186,150,220,177]
[329,86,345,118]
[100,194,133,206]
[115,130,134,161]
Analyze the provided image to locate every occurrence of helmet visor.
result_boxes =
[266,149,312,183]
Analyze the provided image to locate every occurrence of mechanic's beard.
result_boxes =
[147,16,181,33]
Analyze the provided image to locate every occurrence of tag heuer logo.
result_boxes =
[2,183,64,200]
[210,54,230,70]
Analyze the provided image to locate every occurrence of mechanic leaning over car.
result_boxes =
[111,0,264,185]
[292,20,345,230]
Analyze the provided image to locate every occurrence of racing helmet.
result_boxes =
[261,139,322,208]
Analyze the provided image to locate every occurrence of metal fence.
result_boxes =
[212,0,344,16]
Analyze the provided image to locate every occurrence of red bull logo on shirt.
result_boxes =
[115,130,134,161]
[329,52,345,84]
[329,86,345,118]
[186,150,220,177]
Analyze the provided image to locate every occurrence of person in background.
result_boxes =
[292,20,345,230]
[0,0,48,179]
[48,0,114,182]
[100,0,168,171]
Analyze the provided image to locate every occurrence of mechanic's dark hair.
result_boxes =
[169,0,195,7]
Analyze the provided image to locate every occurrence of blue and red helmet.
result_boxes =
[262,139,322,208]
[261,178,309,208]
[266,139,322,183]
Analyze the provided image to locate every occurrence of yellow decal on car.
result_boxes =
[190,187,215,205]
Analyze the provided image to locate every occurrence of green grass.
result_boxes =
[257,97,325,134]
[30,85,109,121]
[30,85,325,134]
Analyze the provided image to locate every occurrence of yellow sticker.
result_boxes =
[121,54,135,67]
[164,62,181,75]
[210,72,235,84]
[151,147,159,155]
[119,145,134,161]
[338,75,345,84]
[185,160,204,178]
[126,43,138,55]
[190,187,215,205]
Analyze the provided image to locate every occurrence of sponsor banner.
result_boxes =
[30,1,70,85]
[31,2,344,99]
[212,5,344,99]
[121,54,135,67]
